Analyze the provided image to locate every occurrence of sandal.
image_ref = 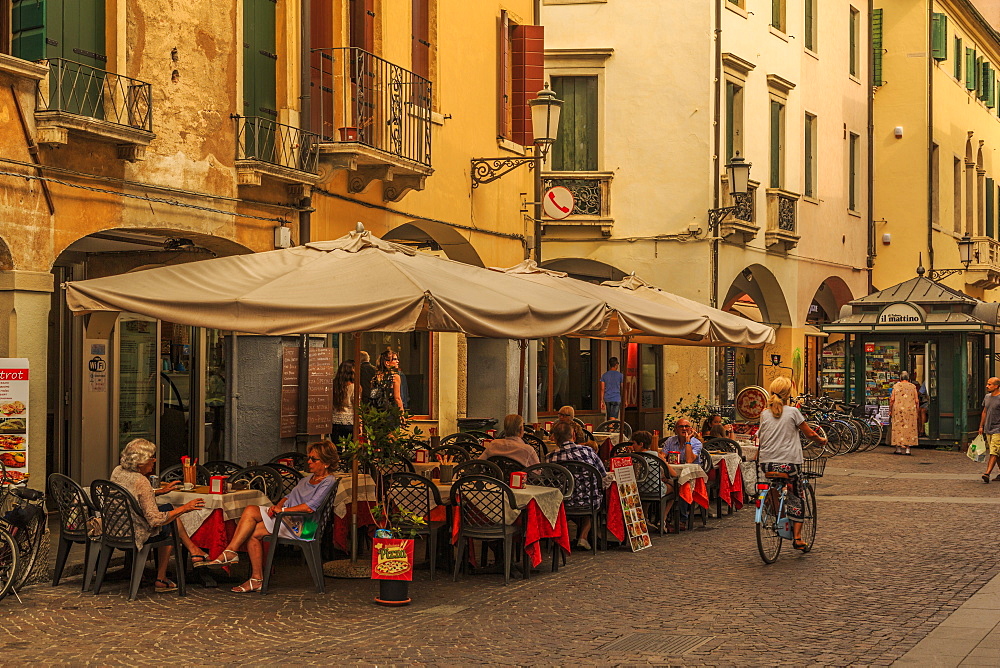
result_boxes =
[792,540,809,551]
[190,551,210,565]
[154,578,178,592]
[200,549,240,568]
[984,474,991,484]
[231,577,262,593]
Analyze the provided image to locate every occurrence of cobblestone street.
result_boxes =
[6,447,998,666]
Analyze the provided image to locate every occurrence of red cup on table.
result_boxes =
[544,421,553,431]
[510,471,527,489]
[487,429,497,438]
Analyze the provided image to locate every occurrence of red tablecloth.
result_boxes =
[189,509,237,560]
[333,501,376,551]
[677,477,709,508]
[717,460,744,510]
[607,484,625,542]
[451,499,570,568]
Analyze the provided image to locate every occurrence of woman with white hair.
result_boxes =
[889,370,919,456]
[110,438,206,593]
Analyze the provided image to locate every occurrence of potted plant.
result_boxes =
[339,404,425,605]
[663,393,716,437]
[338,126,359,141]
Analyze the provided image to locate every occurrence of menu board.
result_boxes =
[611,456,651,552]
[0,359,28,484]
[280,346,334,438]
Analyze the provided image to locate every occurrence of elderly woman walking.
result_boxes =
[889,371,920,455]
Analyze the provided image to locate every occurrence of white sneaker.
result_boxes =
[576,537,592,551]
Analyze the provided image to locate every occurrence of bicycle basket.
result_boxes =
[800,456,828,479]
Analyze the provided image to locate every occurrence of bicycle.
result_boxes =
[0,479,46,602]
[754,455,826,564]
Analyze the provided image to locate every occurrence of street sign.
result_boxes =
[542,186,575,220]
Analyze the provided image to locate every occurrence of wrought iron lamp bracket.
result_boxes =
[471,157,537,188]
[707,205,738,228]
[928,268,965,281]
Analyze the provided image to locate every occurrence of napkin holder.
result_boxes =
[584,423,593,432]
[487,429,497,438]
[278,457,294,467]
[666,451,681,464]
[414,449,429,464]
[209,476,227,494]
[544,421,553,431]
[509,471,526,489]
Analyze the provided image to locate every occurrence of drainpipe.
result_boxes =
[296,0,313,451]
[867,0,875,292]
[711,0,724,406]
[927,1,935,273]
[300,0,312,138]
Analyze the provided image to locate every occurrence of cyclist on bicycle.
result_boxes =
[758,377,827,551]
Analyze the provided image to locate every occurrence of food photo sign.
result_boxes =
[0,359,28,484]
[611,456,651,552]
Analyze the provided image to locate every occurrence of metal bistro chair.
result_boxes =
[265,463,305,498]
[203,460,243,477]
[261,477,340,594]
[47,473,100,591]
[452,459,503,480]
[450,475,523,585]
[487,455,524,482]
[228,466,284,503]
[522,433,549,460]
[464,430,492,442]
[691,448,719,527]
[632,451,677,536]
[524,463,575,571]
[270,451,310,469]
[596,419,633,440]
[90,480,186,601]
[702,437,741,455]
[386,473,448,579]
[440,432,479,448]
[160,463,210,486]
[609,442,636,459]
[558,460,606,555]
[429,445,472,464]
[463,440,486,458]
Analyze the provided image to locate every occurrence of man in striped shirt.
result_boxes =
[546,421,608,551]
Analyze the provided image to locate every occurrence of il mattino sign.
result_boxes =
[877,302,924,325]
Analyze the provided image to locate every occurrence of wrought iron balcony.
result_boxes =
[34,58,154,160]
[540,171,614,235]
[764,188,800,251]
[718,177,759,244]
[311,47,433,201]
[234,116,320,187]
[965,236,1000,289]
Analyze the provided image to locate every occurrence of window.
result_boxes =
[987,177,995,238]
[804,113,817,198]
[360,332,432,417]
[804,0,817,51]
[931,143,940,227]
[769,99,785,188]
[966,47,977,90]
[497,11,545,146]
[12,0,105,64]
[849,7,860,77]
[931,13,948,61]
[872,9,884,86]
[725,80,744,161]
[536,337,600,413]
[771,0,785,32]
[551,76,598,171]
[411,0,431,81]
[638,345,661,410]
[955,37,963,80]
[954,156,963,233]
[727,0,745,7]
[848,132,859,211]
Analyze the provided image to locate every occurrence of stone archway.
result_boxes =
[383,221,485,267]
[806,275,855,324]
[540,257,627,283]
[722,263,792,326]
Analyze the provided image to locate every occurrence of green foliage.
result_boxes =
[372,504,427,540]
[663,394,716,432]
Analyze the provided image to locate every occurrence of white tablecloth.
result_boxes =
[332,472,377,518]
[666,463,708,487]
[160,488,270,535]
[740,445,759,460]
[413,462,440,476]
[593,432,623,446]
[710,453,744,484]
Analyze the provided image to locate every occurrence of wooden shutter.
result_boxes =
[725,82,735,160]
[14,0,104,64]
[551,76,597,172]
[967,47,976,90]
[804,0,814,51]
[804,115,814,197]
[872,8,884,86]
[511,23,543,146]
[981,61,992,102]
[350,0,374,53]
[411,0,430,81]
[497,10,510,139]
[988,177,995,238]
[243,0,277,119]
[771,0,781,30]
[931,13,947,61]
[849,9,857,76]
[955,37,963,80]
[310,0,334,138]
[12,0,48,61]
[769,100,781,188]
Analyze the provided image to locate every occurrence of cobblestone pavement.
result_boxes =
[6,446,999,666]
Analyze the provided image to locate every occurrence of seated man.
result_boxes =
[546,421,608,551]
[555,405,597,452]
[478,414,539,467]
[660,418,702,464]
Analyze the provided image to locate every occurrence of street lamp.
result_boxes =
[958,235,974,267]
[926,235,977,280]
[708,152,753,228]
[470,87,564,260]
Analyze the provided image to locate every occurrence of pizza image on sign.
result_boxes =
[736,386,769,421]
[371,538,414,581]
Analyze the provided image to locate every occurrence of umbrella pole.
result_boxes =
[351,332,362,564]
[619,337,630,446]
[517,339,527,417]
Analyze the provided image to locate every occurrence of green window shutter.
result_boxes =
[932,13,948,60]
[988,178,996,238]
[772,0,782,30]
[967,48,976,90]
[849,10,857,76]
[725,82,735,161]
[12,0,47,61]
[550,76,598,172]
[955,37,963,80]
[805,0,815,51]
[770,100,782,188]
[977,56,984,95]
[243,0,278,119]
[872,9,884,86]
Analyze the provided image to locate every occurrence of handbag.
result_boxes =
[968,434,989,463]
[86,516,103,538]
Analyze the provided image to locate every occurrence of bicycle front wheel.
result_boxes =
[799,483,817,552]
[756,491,783,564]
[0,528,18,601]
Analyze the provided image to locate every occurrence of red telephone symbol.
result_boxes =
[547,190,571,213]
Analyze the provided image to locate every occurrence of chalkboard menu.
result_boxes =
[280,346,334,438]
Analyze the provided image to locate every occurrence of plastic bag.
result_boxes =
[968,434,989,463]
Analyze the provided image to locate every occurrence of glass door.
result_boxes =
[116,315,159,457]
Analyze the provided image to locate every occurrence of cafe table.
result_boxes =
[413,461,440,477]
[432,481,570,569]
[709,452,745,511]
[592,431,622,446]
[159,486,270,560]
[739,446,759,489]
[331,471,378,551]
[668,462,710,508]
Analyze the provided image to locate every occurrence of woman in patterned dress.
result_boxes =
[889,371,920,455]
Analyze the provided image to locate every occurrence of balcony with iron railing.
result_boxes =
[540,172,614,235]
[719,177,760,244]
[965,236,1000,289]
[34,58,154,161]
[234,115,320,187]
[764,188,800,251]
[311,47,433,201]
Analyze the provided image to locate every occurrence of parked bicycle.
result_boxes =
[795,394,883,456]
[754,454,825,564]
[0,473,46,602]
